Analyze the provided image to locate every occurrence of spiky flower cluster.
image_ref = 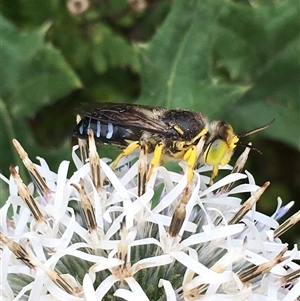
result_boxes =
[0,135,299,301]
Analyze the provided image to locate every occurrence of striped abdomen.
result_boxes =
[74,117,138,147]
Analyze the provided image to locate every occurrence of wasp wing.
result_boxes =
[78,103,168,134]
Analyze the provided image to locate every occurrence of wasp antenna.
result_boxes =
[238,118,275,139]
[236,142,263,154]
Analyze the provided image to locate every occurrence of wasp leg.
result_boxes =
[111,141,140,169]
[209,165,219,186]
[110,141,148,196]
[191,127,208,144]
[169,146,197,237]
[183,145,198,183]
[146,143,164,182]
[138,142,148,196]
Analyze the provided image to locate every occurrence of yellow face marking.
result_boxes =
[229,135,239,150]
[225,125,239,150]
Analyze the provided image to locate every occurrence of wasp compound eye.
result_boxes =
[203,139,228,166]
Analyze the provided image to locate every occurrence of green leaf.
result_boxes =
[0,14,82,117]
[91,24,140,74]
[138,0,300,149]
[11,46,83,117]
[138,0,247,116]
[229,100,300,150]
[0,15,81,180]
[217,0,300,149]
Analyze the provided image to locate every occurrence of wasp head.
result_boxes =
[202,118,275,168]
[202,121,238,167]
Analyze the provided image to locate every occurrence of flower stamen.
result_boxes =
[239,247,288,283]
[228,181,270,225]
[12,138,52,198]
[88,130,101,191]
[9,164,44,222]
[274,210,300,238]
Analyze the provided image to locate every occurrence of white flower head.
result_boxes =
[0,137,299,301]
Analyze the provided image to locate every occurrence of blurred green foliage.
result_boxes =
[0,0,299,243]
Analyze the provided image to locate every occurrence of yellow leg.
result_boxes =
[209,165,219,186]
[183,146,197,183]
[146,143,163,182]
[111,141,140,169]
[191,127,208,144]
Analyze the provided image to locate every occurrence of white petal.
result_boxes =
[9,169,19,196]
[28,268,45,301]
[201,196,242,207]
[130,237,161,248]
[120,160,139,186]
[125,277,149,301]
[14,205,31,236]
[46,279,82,301]
[231,238,287,255]
[95,274,119,300]
[199,173,247,197]
[100,159,128,194]
[90,258,124,274]
[114,289,139,301]
[282,281,300,301]
[229,183,260,195]
[0,173,10,185]
[35,158,57,191]
[131,254,173,274]
[179,172,201,237]
[158,279,176,301]
[83,274,97,301]
[152,172,187,214]
[114,288,149,301]
[251,211,279,229]
[44,243,105,267]
[104,213,125,240]
[180,224,245,249]
[14,282,34,301]
[0,203,11,234]
[72,145,84,169]
[171,251,230,284]
[182,248,199,285]
[102,205,122,223]
[69,163,90,183]
[53,160,70,209]
[122,192,134,229]
[156,166,176,191]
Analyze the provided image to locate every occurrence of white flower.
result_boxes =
[0,138,299,301]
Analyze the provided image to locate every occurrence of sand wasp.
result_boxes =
[74,103,274,196]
